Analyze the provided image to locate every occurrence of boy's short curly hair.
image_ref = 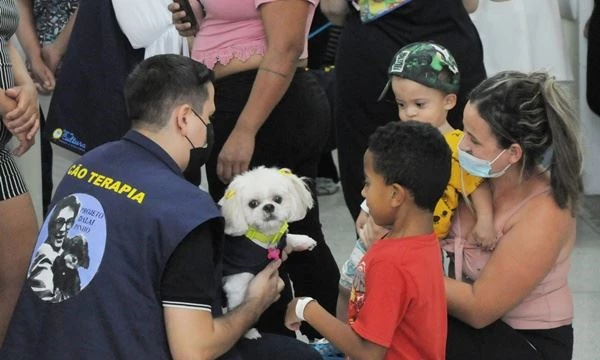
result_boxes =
[368,121,451,212]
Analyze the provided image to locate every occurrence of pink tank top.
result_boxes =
[189,0,318,69]
[442,187,574,329]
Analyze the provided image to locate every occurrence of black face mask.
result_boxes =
[183,122,214,186]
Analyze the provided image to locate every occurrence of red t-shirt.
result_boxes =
[348,233,447,360]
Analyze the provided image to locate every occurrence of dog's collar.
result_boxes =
[245,222,289,246]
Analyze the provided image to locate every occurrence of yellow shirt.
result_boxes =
[434,130,483,239]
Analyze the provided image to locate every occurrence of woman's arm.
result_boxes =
[215,0,311,183]
[0,90,17,117]
[15,0,55,92]
[41,8,78,74]
[320,0,349,26]
[446,195,573,328]
[3,38,39,155]
[462,0,479,13]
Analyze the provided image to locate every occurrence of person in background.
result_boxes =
[169,0,340,340]
[0,0,41,346]
[308,6,342,196]
[585,0,600,115]
[16,0,79,214]
[42,0,144,192]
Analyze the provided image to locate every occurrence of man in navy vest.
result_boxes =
[1,54,320,359]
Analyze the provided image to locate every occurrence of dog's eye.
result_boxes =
[248,200,259,209]
[273,196,282,204]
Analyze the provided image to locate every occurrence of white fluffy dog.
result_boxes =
[218,166,317,339]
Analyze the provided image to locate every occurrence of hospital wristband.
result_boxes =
[295,297,315,321]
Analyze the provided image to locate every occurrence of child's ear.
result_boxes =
[443,93,457,111]
[390,184,408,208]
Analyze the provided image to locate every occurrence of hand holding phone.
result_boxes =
[174,0,198,29]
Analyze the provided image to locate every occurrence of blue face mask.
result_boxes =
[458,137,511,178]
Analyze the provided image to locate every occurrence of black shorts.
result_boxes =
[447,316,573,360]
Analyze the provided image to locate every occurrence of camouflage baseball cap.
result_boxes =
[378,42,460,101]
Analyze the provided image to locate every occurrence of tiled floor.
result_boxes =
[318,188,600,360]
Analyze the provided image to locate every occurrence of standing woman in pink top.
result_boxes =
[169,0,340,340]
[445,71,582,359]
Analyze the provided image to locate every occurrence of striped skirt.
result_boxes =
[0,147,27,200]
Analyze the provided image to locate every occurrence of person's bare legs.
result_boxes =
[0,192,38,345]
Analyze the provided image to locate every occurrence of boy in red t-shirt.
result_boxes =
[285,120,451,359]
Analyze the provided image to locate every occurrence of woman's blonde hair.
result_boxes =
[469,71,583,214]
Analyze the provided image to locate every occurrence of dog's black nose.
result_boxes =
[263,204,275,213]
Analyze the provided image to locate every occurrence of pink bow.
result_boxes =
[267,248,281,260]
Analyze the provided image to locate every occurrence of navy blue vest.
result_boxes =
[2,131,224,359]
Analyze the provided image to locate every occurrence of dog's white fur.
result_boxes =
[218,166,317,339]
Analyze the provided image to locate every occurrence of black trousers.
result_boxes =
[588,0,600,115]
[207,69,341,340]
[447,316,573,360]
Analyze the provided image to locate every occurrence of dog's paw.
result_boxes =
[287,234,317,251]
[305,238,317,251]
[244,328,262,340]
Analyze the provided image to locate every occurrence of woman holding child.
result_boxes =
[446,71,582,359]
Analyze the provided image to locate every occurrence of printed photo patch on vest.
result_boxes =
[27,193,107,303]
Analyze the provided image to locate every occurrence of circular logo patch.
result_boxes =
[27,193,107,303]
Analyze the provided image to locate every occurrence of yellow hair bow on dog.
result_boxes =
[224,189,236,200]
[278,168,292,176]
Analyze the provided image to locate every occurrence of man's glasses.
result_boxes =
[54,217,75,228]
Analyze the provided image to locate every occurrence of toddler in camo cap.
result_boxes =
[378,42,460,101]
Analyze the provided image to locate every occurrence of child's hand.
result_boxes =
[355,209,369,234]
[285,297,302,331]
[471,219,498,251]
[358,216,388,249]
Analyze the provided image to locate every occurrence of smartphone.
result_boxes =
[174,0,198,28]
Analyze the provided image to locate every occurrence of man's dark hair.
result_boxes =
[124,54,214,129]
[368,121,451,212]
